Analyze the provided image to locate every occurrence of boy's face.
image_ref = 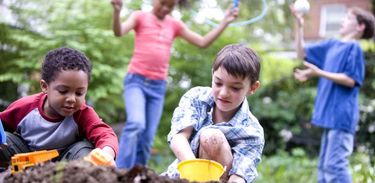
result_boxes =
[153,0,176,19]
[339,11,361,37]
[212,67,259,115]
[40,70,88,119]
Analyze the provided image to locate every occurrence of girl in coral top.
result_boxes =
[111,0,238,169]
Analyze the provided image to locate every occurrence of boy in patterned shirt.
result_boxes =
[164,44,264,183]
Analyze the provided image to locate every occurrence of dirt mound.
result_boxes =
[3,160,207,183]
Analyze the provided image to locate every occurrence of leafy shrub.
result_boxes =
[149,148,374,182]
[256,149,374,183]
[256,149,317,183]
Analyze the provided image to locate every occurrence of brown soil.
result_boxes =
[2,160,218,183]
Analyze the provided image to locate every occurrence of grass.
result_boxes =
[148,148,375,182]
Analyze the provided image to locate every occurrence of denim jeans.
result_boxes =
[116,73,167,169]
[318,129,354,183]
[0,120,5,144]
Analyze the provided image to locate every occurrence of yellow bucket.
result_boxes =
[177,159,225,182]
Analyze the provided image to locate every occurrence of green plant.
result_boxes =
[148,149,374,182]
[256,149,317,183]
[351,151,375,183]
[256,150,374,183]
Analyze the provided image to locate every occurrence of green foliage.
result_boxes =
[351,152,375,183]
[256,149,317,183]
[1,1,375,169]
[259,53,299,86]
[0,0,136,122]
[1,0,297,125]
[357,40,375,165]
[256,149,374,183]
[148,148,375,182]
[148,149,175,174]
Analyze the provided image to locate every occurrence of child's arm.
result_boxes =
[170,127,196,161]
[85,147,116,166]
[111,0,136,37]
[289,4,306,60]
[76,106,119,159]
[228,174,246,183]
[178,7,238,48]
[295,62,356,87]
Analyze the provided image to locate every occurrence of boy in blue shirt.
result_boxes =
[290,6,375,183]
[163,44,264,183]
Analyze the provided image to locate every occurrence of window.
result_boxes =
[319,4,347,37]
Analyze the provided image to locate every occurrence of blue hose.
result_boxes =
[233,0,239,8]
[202,0,268,27]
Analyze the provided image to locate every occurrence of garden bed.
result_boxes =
[2,160,211,183]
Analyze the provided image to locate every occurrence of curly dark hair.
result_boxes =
[41,47,92,84]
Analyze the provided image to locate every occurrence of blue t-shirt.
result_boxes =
[304,39,365,134]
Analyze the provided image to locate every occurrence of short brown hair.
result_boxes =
[350,7,375,39]
[212,44,261,84]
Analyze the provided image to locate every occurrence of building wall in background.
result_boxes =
[304,0,372,41]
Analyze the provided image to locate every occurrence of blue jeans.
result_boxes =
[116,73,167,169]
[0,120,5,144]
[318,129,353,183]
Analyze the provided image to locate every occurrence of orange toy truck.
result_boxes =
[11,149,59,174]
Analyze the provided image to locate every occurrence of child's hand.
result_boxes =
[294,68,312,82]
[84,147,116,167]
[107,156,116,167]
[227,174,246,183]
[223,6,239,24]
[101,146,116,166]
[111,0,123,12]
[294,62,320,81]
[289,4,304,27]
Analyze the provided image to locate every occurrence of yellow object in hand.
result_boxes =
[84,148,113,166]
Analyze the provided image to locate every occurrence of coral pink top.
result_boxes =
[128,11,184,80]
